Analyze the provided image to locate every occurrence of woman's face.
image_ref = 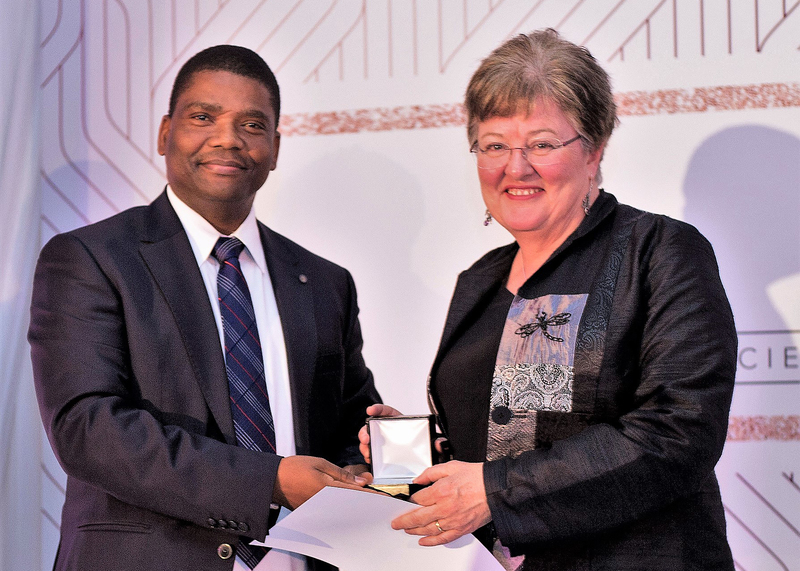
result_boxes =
[476,99,603,246]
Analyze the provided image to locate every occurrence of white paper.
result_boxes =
[252,487,504,571]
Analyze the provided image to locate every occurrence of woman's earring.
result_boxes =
[484,209,493,226]
[583,178,593,216]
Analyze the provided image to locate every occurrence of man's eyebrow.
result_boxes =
[183,102,269,121]
[241,109,270,121]
[183,101,222,113]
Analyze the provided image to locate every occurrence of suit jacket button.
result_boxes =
[208,518,218,528]
[217,519,228,529]
[217,543,234,560]
[238,522,250,532]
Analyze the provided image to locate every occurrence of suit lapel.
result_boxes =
[428,248,514,435]
[259,224,317,456]
[437,246,517,358]
[139,193,235,443]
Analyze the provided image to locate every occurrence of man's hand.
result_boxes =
[391,460,491,546]
[357,404,403,463]
[272,456,369,510]
[343,463,373,484]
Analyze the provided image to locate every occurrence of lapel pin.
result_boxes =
[298,274,308,284]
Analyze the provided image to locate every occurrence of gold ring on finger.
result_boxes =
[435,520,444,533]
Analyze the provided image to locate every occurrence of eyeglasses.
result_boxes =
[470,134,583,169]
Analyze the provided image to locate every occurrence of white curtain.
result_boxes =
[0,0,43,569]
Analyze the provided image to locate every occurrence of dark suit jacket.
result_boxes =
[29,191,380,571]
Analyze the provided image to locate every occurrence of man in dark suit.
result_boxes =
[29,45,381,570]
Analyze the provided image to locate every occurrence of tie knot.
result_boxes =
[212,237,246,263]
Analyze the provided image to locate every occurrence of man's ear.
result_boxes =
[270,131,281,171]
[157,115,171,156]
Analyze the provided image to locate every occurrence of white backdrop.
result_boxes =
[2,1,799,569]
[0,0,41,569]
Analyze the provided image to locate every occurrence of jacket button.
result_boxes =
[207,518,218,528]
[238,522,250,532]
[217,543,234,560]
[491,405,512,425]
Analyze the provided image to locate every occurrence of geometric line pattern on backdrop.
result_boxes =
[212,237,273,569]
[439,0,800,71]
[40,0,800,236]
[723,503,789,570]
[722,466,800,571]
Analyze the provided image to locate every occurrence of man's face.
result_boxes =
[158,69,280,226]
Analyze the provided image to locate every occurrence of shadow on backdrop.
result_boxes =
[269,147,440,403]
[682,125,800,332]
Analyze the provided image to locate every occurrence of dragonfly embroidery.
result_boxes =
[515,310,572,342]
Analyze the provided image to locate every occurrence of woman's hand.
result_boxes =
[357,404,403,463]
[391,460,491,546]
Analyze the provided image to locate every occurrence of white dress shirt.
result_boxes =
[167,188,306,570]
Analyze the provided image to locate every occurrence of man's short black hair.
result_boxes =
[168,45,280,125]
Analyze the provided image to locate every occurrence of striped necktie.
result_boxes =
[212,236,273,568]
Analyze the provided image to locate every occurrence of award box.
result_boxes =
[367,415,435,497]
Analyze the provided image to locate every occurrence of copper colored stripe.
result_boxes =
[727,415,800,441]
[280,103,468,136]
[280,82,800,137]
[616,82,800,115]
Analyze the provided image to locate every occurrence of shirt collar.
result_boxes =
[166,186,267,274]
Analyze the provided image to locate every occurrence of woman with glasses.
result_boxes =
[361,28,736,570]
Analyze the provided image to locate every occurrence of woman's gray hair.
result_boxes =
[465,28,618,176]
